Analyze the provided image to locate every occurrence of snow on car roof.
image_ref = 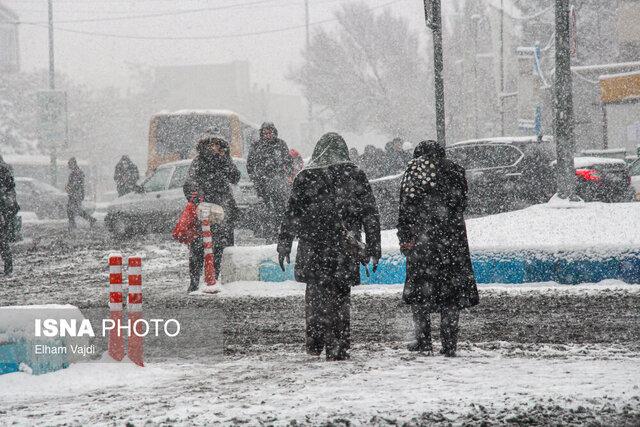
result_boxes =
[573,156,627,168]
[4,154,89,166]
[450,135,553,147]
[158,157,246,168]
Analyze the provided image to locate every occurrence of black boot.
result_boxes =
[440,306,460,358]
[407,340,433,353]
[410,305,433,353]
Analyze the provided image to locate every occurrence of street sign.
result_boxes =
[36,90,67,148]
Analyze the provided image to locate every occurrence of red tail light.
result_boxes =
[575,169,600,182]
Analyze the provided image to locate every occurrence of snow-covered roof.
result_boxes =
[599,69,640,81]
[152,109,258,128]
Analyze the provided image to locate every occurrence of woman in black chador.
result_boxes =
[183,132,240,292]
[277,132,381,361]
[397,140,479,357]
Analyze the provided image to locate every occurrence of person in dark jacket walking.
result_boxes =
[278,132,381,361]
[246,122,292,240]
[397,140,479,357]
[183,132,241,293]
[384,137,411,175]
[360,144,385,179]
[114,155,140,196]
[0,155,19,276]
[66,157,96,230]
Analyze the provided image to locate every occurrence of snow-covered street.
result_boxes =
[2,223,640,425]
[2,342,640,425]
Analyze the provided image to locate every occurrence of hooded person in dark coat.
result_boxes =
[0,155,19,275]
[397,140,479,357]
[66,157,96,230]
[114,155,140,196]
[183,131,241,293]
[360,144,385,180]
[246,122,293,240]
[277,132,381,361]
[384,137,411,175]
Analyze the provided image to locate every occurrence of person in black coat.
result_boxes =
[397,140,479,357]
[246,122,293,240]
[0,155,19,275]
[183,132,241,293]
[384,137,411,175]
[278,132,381,361]
[114,155,140,196]
[66,157,96,230]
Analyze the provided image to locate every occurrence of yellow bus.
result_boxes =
[147,109,259,173]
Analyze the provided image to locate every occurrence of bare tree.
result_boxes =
[291,2,434,140]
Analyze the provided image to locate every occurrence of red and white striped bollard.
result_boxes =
[108,253,125,361]
[201,217,218,291]
[127,255,144,367]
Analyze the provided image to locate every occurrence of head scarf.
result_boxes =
[401,140,447,199]
[305,132,352,169]
[413,139,446,160]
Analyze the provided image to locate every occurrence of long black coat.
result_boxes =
[397,142,479,311]
[183,153,241,247]
[278,163,381,286]
[246,137,292,200]
[114,157,140,196]
[66,167,85,201]
[0,159,19,240]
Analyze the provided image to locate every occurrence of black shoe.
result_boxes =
[326,346,350,361]
[408,340,433,353]
[306,348,322,356]
[443,349,456,357]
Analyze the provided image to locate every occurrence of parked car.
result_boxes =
[625,157,640,201]
[371,136,633,229]
[571,156,631,203]
[104,158,262,237]
[14,177,95,219]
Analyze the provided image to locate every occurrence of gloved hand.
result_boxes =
[400,242,415,256]
[277,244,291,272]
[370,256,379,273]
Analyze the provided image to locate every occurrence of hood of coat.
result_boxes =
[305,132,353,169]
[259,122,279,140]
[413,140,446,160]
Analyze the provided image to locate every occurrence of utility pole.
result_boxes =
[48,0,57,186]
[424,0,446,147]
[499,0,505,136]
[554,0,576,199]
[305,0,313,146]
[472,15,481,139]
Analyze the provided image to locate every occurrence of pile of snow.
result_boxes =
[222,202,640,274]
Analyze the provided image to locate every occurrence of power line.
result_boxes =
[18,0,282,24]
[21,0,405,41]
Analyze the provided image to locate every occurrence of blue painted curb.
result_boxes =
[259,250,640,285]
[0,339,70,376]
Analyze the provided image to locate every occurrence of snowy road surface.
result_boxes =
[2,343,639,425]
[2,224,640,425]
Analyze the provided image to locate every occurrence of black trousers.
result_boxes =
[67,198,93,228]
[258,182,289,239]
[0,238,12,275]
[411,304,460,353]
[188,237,224,292]
[305,281,351,359]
